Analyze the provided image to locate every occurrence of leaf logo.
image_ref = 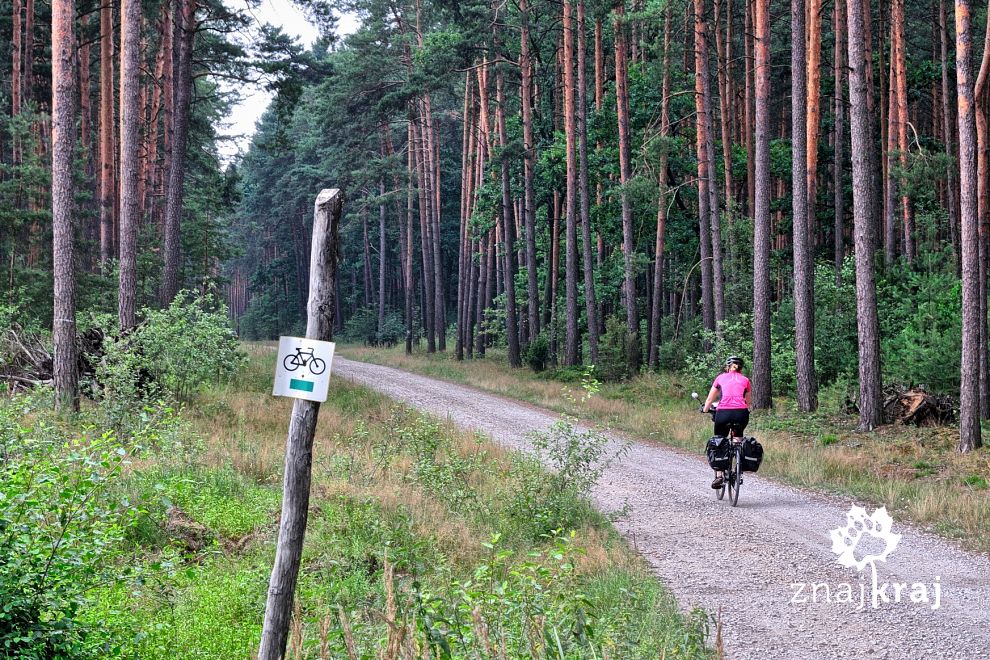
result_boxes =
[829,505,902,572]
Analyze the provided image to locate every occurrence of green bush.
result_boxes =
[0,395,141,658]
[597,316,633,382]
[523,332,550,372]
[342,306,405,347]
[97,290,245,406]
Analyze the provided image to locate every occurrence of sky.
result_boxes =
[217,0,360,164]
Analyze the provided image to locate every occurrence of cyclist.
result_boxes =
[701,355,752,489]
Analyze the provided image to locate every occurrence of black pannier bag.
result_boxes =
[740,437,764,472]
[706,436,732,471]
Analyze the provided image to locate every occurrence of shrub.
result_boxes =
[597,316,633,382]
[0,396,141,658]
[523,332,550,372]
[97,290,245,406]
[342,307,405,347]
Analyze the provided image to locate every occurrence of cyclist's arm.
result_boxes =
[745,386,752,410]
[702,385,719,413]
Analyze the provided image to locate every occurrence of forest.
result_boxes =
[2,0,990,654]
[1,0,987,444]
[228,0,983,449]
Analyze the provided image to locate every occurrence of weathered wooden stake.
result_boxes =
[259,189,342,660]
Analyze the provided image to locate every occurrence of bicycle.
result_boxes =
[693,395,745,506]
[283,347,327,375]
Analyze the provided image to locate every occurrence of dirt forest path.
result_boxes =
[334,357,990,659]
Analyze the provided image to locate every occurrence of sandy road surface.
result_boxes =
[335,357,990,658]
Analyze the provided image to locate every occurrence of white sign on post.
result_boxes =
[272,336,335,403]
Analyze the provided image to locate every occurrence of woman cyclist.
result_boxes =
[702,355,752,489]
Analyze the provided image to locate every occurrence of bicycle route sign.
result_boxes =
[272,336,336,403]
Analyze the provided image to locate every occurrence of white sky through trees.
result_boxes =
[219,0,359,164]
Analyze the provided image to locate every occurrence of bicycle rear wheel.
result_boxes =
[715,475,726,500]
[730,448,742,506]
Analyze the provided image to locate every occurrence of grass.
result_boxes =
[339,342,990,554]
[55,342,711,658]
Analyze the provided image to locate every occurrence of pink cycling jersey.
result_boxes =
[712,371,751,410]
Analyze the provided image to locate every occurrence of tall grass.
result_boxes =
[341,343,990,554]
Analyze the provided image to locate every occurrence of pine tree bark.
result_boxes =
[118,0,142,330]
[99,0,114,267]
[847,0,884,429]
[972,6,990,417]
[378,178,387,335]
[614,2,640,371]
[806,0,823,231]
[405,120,415,354]
[883,20,899,267]
[940,0,961,273]
[52,0,79,411]
[23,0,33,106]
[792,0,818,411]
[745,0,756,218]
[496,64,522,367]
[752,0,773,408]
[563,0,580,365]
[893,0,912,262]
[957,0,983,450]
[456,76,472,360]
[520,0,541,343]
[834,0,847,281]
[577,0,599,363]
[695,0,722,330]
[12,0,22,117]
[649,3,673,369]
[413,112,436,352]
[160,0,194,305]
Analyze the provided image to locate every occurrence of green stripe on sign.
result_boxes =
[289,379,314,392]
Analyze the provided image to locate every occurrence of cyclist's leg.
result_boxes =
[713,410,730,438]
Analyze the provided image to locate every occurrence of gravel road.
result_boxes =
[335,357,990,659]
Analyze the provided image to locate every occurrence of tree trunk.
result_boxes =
[421,95,446,351]
[941,0,961,273]
[99,0,114,267]
[745,0,756,218]
[834,0,847,282]
[23,0,32,106]
[649,3,673,369]
[957,0,983,450]
[413,112,436,352]
[496,65,522,367]
[806,0,823,235]
[456,75,473,360]
[52,0,78,412]
[752,0,773,408]
[160,0,194,305]
[520,0,541,344]
[12,0,22,117]
[614,2,640,371]
[695,0,720,332]
[118,0,142,330]
[378,179,387,335]
[406,121,415,354]
[973,4,990,417]
[577,0,599,363]
[893,0,912,263]
[847,0,884,429]
[792,0,818,411]
[563,0,580,365]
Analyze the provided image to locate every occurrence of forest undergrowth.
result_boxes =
[0,342,710,658]
[340,344,990,555]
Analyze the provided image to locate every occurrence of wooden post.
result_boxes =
[258,189,343,660]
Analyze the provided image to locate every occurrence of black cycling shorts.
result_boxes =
[714,408,749,438]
